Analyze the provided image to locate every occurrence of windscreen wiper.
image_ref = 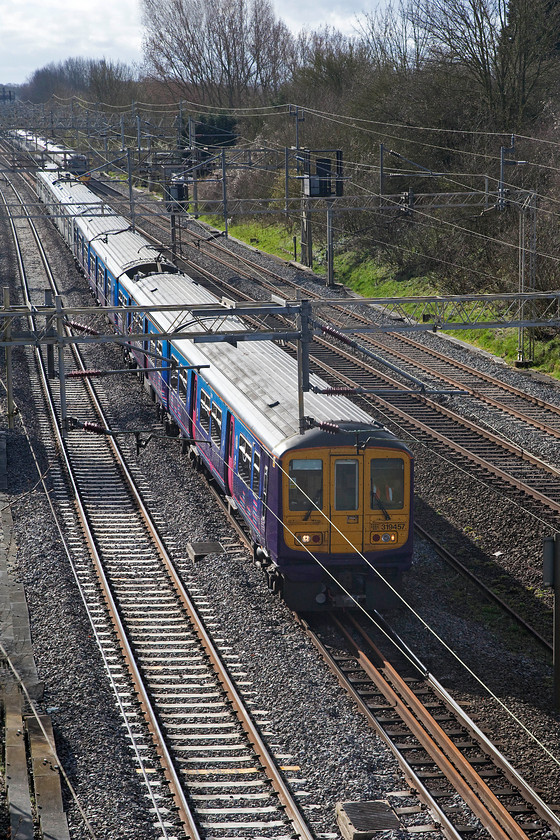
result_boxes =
[371,490,391,521]
[303,492,322,521]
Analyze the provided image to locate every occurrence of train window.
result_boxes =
[238,435,252,483]
[262,464,269,506]
[200,390,211,432]
[334,459,359,511]
[288,459,323,511]
[132,311,143,344]
[371,458,404,509]
[170,359,179,391]
[178,370,188,400]
[211,403,222,444]
[252,450,260,493]
[155,341,164,373]
[118,290,127,329]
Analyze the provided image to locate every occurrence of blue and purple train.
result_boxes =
[36,165,414,611]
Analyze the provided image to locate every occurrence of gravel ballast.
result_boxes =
[1,180,560,837]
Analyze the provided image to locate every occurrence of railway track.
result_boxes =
[1,172,317,840]
[4,151,560,836]
[100,190,560,520]
[303,611,560,840]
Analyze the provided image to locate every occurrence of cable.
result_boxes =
[14,157,560,773]
[180,396,560,768]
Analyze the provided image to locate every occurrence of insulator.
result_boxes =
[307,418,340,434]
[319,322,353,347]
[67,369,103,378]
[67,321,99,335]
[320,387,356,395]
[317,421,340,434]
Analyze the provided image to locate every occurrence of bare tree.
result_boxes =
[356,0,430,74]
[291,28,368,100]
[140,0,294,107]
[19,57,139,105]
[87,59,140,106]
[20,58,91,102]
[411,0,559,127]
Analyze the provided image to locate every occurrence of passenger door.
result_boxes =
[329,455,364,554]
[226,415,235,495]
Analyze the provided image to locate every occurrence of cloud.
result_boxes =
[0,0,143,84]
[273,0,363,35]
[0,0,366,85]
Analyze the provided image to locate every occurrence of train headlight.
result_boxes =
[371,532,397,543]
[297,533,323,545]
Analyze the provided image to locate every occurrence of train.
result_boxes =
[36,165,414,611]
[8,129,89,175]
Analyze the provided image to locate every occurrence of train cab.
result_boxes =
[275,424,413,609]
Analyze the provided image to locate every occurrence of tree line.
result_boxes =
[16,0,560,297]
[21,0,560,127]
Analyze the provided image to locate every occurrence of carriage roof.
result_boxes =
[120,271,392,456]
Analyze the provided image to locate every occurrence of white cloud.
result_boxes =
[273,0,364,35]
[0,0,143,84]
[0,0,369,86]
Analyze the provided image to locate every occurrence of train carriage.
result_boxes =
[36,166,414,611]
[9,130,88,174]
[113,272,414,610]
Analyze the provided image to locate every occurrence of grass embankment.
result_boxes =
[196,215,560,379]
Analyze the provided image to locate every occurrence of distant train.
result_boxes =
[9,129,89,175]
[36,166,414,611]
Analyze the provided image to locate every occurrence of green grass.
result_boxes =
[443,327,560,377]
[198,215,298,261]
[190,215,560,380]
[333,251,433,298]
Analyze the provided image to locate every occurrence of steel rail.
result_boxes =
[84,396,316,840]
[345,328,560,438]
[297,615,466,840]
[5,169,316,840]
[324,613,556,840]
[349,613,560,839]
[1,174,201,838]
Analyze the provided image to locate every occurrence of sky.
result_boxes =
[0,0,364,86]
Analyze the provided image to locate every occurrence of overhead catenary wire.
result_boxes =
[162,386,560,771]
[3,160,560,782]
